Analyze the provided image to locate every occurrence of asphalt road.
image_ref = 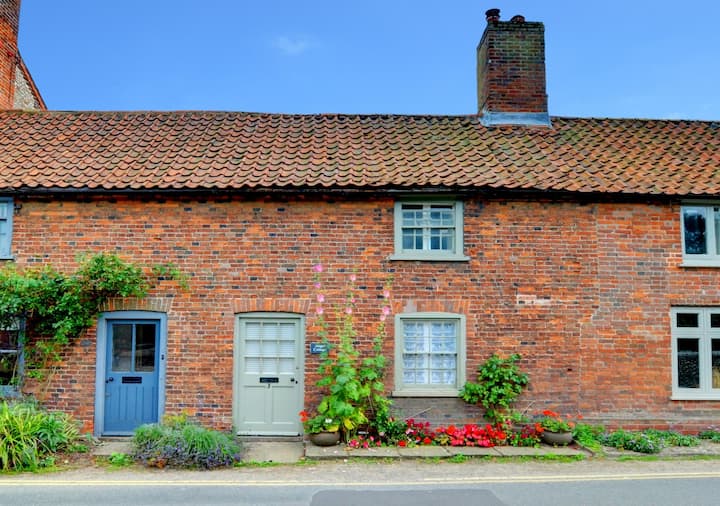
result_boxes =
[1,458,719,506]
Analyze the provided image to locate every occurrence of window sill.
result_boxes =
[389,253,470,262]
[392,389,459,397]
[680,258,720,267]
[671,393,720,401]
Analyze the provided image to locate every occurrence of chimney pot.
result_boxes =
[510,15,525,23]
[485,8,500,23]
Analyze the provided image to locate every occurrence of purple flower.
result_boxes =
[312,264,324,273]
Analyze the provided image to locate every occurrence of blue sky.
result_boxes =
[17,1,720,120]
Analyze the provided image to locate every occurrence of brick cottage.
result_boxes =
[2,2,720,435]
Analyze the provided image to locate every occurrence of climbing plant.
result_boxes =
[0,253,183,381]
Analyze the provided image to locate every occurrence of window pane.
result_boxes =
[677,338,700,388]
[402,320,457,387]
[713,340,720,389]
[683,208,707,254]
[711,314,720,328]
[676,313,699,328]
[134,324,156,372]
[0,352,18,385]
[111,324,133,372]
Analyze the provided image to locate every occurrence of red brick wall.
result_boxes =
[10,194,720,433]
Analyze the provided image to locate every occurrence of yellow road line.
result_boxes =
[1,472,719,487]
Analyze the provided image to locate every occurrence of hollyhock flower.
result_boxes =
[380,314,386,322]
[316,307,324,315]
[382,306,391,316]
[316,294,325,303]
[345,307,352,315]
[350,274,357,282]
[312,264,323,273]
[383,289,391,299]
[314,282,321,289]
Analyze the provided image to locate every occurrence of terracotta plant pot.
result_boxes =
[308,431,341,447]
[541,430,573,446]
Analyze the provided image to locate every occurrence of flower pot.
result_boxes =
[309,431,340,447]
[541,430,573,446]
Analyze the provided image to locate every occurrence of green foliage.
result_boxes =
[132,414,242,469]
[600,428,698,454]
[308,267,392,440]
[107,452,133,467]
[151,263,190,290]
[0,253,184,380]
[699,429,720,443]
[572,423,605,453]
[0,400,82,471]
[460,353,529,424]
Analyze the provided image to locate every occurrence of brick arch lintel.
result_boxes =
[394,299,470,315]
[100,297,173,313]
[233,298,311,315]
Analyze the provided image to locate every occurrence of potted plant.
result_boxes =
[537,409,577,445]
[299,410,341,446]
[460,353,529,425]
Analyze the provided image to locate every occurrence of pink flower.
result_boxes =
[380,314,386,322]
[313,281,321,289]
[383,289,391,299]
[382,306,391,316]
[316,307,324,315]
[312,264,323,273]
[345,307,352,315]
[316,294,325,303]
[350,274,357,282]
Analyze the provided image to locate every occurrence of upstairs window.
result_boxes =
[391,200,468,261]
[671,307,720,400]
[0,198,12,259]
[681,205,720,266]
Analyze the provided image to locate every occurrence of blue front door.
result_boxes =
[104,320,160,434]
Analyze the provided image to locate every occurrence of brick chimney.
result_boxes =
[0,0,20,109]
[477,9,550,126]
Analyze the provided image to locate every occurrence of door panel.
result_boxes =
[235,317,303,435]
[104,321,159,434]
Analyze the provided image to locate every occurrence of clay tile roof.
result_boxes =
[0,110,719,196]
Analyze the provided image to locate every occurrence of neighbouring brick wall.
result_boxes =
[0,0,20,109]
[9,193,720,433]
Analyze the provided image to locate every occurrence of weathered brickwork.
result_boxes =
[10,193,720,433]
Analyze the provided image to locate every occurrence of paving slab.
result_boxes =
[494,445,585,457]
[92,440,133,457]
[445,446,501,457]
[242,441,305,464]
[397,446,450,458]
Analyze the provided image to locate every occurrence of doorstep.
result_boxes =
[304,443,588,460]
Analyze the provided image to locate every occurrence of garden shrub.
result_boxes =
[699,429,720,443]
[0,400,83,471]
[132,414,242,469]
[600,428,698,454]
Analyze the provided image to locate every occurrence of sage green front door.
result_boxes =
[234,315,304,435]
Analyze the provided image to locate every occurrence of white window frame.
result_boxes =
[671,307,720,400]
[390,200,469,261]
[0,198,13,260]
[681,204,720,267]
[393,312,466,397]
